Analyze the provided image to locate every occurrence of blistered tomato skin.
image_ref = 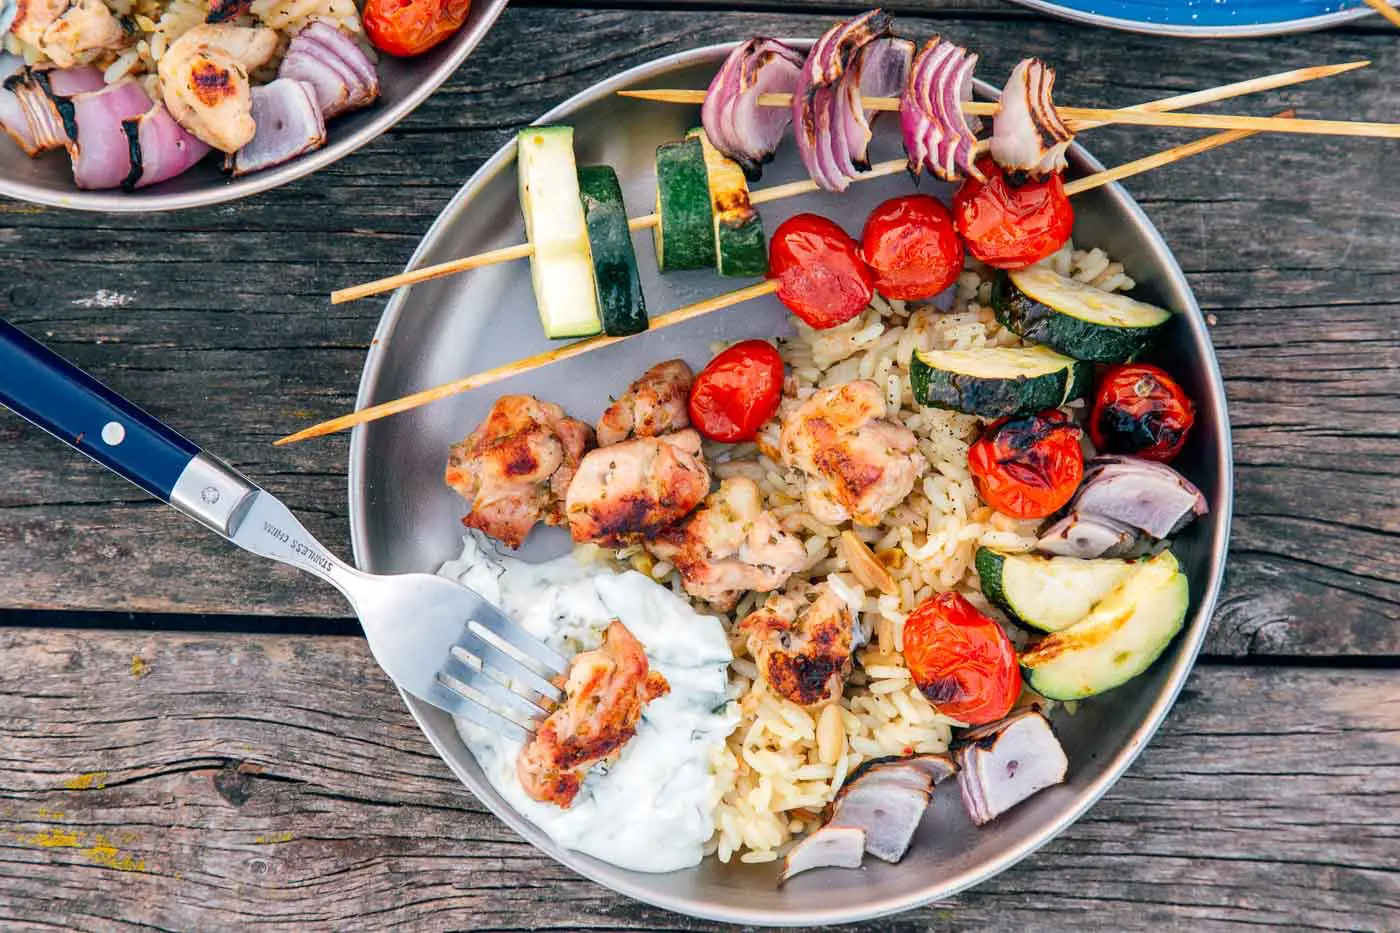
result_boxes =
[364,0,471,56]
[902,592,1021,727]
[688,340,785,443]
[859,194,965,301]
[968,409,1085,520]
[768,214,876,330]
[1090,363,1196,462]
[952,156,1074,269]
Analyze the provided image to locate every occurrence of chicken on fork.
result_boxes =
[445,394,594,549]
[565,429,710,546]
[647,477,805,611]
[738,584,855,707]
[596,359,693,447]
[517,621,670,808]
[780,380,922,526]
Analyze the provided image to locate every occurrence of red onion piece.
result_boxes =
[226,77,326,177]
[842,37,911,171]
[280,22,378,119]
[67,78,151,189]
[792,9,895,192]
[0,54,37,155]
[2,63,104,156]
[990,57,1072,175]
[701,37,803,180]
[899,37,981,182]
[121,101,211,190]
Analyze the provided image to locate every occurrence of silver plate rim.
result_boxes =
[346,41,1234,925]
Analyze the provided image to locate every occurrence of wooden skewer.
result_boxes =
[276,280,780,445]
[331,61,1365,305]
[622,87,1397,138]
[1063,109,1293,197]
[287,123,1272,445]
[620,59,1366,131]
[1364,0,1400,29]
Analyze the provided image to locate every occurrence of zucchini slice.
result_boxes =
[517,126,602,339]
[688,127,767,277]
[976,548,1138,633]
[992,267,1171,363]
[1020,550,1189,700]
[577,165,648,337]
[910,346,1090,417]
[653,136,716,272]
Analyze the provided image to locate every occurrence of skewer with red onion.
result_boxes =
[900,37,982,182]
[791,9,896,192]
[990,57,1074,175]
[701,37,805,179]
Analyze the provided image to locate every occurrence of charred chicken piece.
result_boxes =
[597,359,693,447]
[158,24,277,153]
[646,476,805,611]
[445,394,595,549]
[565,429,710,546]
[738,583,854,707]
[516,620,670,808]
[36,0,128,68]
[780,380,922,526]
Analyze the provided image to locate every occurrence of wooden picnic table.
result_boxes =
[1,2,1398,930]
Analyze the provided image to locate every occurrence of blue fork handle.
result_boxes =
[0,318,201,500]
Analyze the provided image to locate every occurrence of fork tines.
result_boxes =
[432,601,568,742]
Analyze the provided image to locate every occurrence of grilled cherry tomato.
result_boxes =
[902,592,1021,726]
[1090,363,1196,462]
[768,213,875,330]
[952,156,1073,269]
[688,340,785,443]
[968,409,1084,519]
[859,194,964,301]
[364,0,470,57]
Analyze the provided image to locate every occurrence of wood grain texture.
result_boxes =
[0,8,1397,657]
[0,626,1395,933]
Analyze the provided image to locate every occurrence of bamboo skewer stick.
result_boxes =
[276,280,780,445]
[1063,110,1293,197]
[621,86,1395,138]
[1364,0,1400,29]
[331,62,1363,305]
[287,123,1275,445]
[620,59,1366,131]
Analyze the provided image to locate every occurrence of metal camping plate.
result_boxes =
[347,42,1233,925]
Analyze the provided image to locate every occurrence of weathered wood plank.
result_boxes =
[1,8,1398,655]
[0,627,1395,932]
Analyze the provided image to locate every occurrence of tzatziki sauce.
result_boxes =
[439,536,736,873]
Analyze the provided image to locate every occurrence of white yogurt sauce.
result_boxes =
[439,536,737,873]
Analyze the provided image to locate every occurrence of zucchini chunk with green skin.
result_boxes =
[577,165,648,337]
[992,267,1171,363]
[1020,549,1189,700]
[688,127,767,277]
[517,126,602,339]
[653,136,716,272]
[910,346,1090,417]
[976,548,1138,633]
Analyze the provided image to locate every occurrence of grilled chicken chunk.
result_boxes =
[34,0,128,68]
[517,620,670,808]
[445,395,595,549]
[596,359,693,447]
[565,429,710,546]
[738,583,855,707]
[647,476,805,611]
[780,380,922,526]
[158,24,277,152]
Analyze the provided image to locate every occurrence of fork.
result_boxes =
[0,318,563,740]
